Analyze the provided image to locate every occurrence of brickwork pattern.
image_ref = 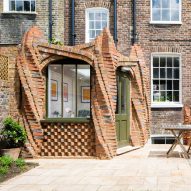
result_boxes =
[0,46,20,130]
[135,0,191,134]
[16,26,150,159]
[0,55,8,80]
[0,0,64,44]
[41,122,95,157]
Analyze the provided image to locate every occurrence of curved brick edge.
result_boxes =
[183,105,191,145]
[17,26,150,159]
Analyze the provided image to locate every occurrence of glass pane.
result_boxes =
[152,0,161,8]
[121,77,127,114]
[152,8,161,21]
[167,68,172,78]
[16,1,23,11]
[48,65,62,118]
[162,10,170,21]
[174,57,179,67]
[102,21,107,28]
[167,91,172,101]
[160,68,165,78]
[89,30,95,39]
[153,57,159,67]
[171,0,179,9]
[89,13,94,20]
[160,57,166,67]
[63,65,76,118]
[173,68,179,79]
[162,0,170,8]
[96,30,102,36]
[95,21,101,29]
[153,91,160,102]
[173,80,179,90]
[167,57,172,67]
[77,65,90,118]
[24,1,30,11]
[89,21,94,29]
[31,1,35,11]
[173,91,179,102]
[95,12,102,20]
[153,80,159,90]
[167,80,172,90]
[171,9,179,21]
[153,68,159,78]
[160,91,166,102]
[160,80,166,90]
[102,12,107,20]
[10,0,15,11]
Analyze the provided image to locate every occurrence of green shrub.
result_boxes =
[0,166,8,175]
[1,117,27,148]
[15,158,26,168]
[0,156,13,167]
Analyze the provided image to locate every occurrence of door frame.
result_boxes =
[115,70,131,148]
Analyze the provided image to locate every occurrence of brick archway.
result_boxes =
[17,26,150,159]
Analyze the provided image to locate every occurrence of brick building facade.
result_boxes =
[0,0,189,158]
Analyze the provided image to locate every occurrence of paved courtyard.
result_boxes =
[0,144,191,191]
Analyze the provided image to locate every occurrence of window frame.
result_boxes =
[150,0,182,24]
[151,135,176,144]
[46,63,91,120]
[3,0,36,13]
[151,53,182,108]
[85,7,109,43]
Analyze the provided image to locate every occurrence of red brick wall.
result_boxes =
[16,26,150,159]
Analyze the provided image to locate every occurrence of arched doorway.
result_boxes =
[116,68,131,148]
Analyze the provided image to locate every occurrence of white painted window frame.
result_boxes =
[3,0,36,13]
[151,53,182,108]
[85,7,109,43]
[150,0,182,24]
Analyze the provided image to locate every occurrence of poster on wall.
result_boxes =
[81,86,90,103]
[51,79,58,101]
[63,83,68,102]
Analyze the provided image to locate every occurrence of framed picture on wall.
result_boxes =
[51,79,58,101]
[63,83,68,102]
[81,86,90,103]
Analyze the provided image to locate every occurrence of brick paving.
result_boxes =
[0,144,191,191]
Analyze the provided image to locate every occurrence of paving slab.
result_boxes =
[0,144,191,191]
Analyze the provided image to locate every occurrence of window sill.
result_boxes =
[40,118,91,123]
[2,11,37,15]
[151,103,183,108]
[150,21,182,25]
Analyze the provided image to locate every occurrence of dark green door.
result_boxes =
[116,72,130,148]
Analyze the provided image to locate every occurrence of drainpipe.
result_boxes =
[71,0,76,45]
[49,0,53,41]
[132,0,137,45]
[114,0,117,46]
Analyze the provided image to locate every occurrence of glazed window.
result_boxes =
[151,54,182,107]
[48,64,91,118]
[86,8,109,42]
[4,0,36,12]
[151,0,181,24]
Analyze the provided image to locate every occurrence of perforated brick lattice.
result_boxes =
[40,123,95,157]
[0,55,8,80]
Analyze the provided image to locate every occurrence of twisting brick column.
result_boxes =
[17,26,150,159]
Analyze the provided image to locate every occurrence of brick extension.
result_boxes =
[16,26,150,159]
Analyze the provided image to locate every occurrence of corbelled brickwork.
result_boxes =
[16,26,150,159]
